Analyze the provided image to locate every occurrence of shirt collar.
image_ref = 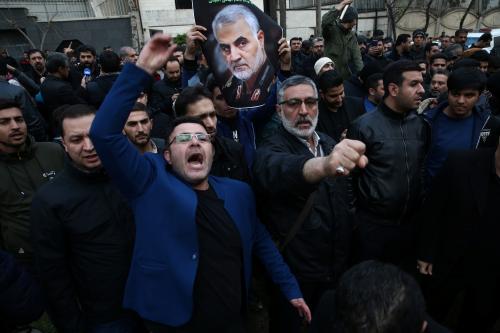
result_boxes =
[297,131,322,157]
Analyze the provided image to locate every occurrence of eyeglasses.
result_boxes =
[168,132,211,146]
[279,97,319,110]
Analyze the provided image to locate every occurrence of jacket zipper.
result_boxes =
[400,120,411,222]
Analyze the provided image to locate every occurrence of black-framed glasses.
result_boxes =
[278,97,319,110]
[168,132,211,146]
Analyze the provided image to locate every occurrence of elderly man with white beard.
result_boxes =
[212,4,275,106]
[252,75,368,333]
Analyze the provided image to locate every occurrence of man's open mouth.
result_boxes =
[187,152,204,166]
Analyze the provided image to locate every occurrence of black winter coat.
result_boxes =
[84,73,119,108]
[149,77,182,116]
[253,126,351,282]
[347,103,429,223]
[211,135,250,183]
[31,162,135,333]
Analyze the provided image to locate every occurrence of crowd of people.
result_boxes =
[1,0,500,332]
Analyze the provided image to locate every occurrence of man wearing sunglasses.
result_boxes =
[253,74,368,332]
[90,34,311,333]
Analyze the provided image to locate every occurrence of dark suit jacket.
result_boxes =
[418,148,500,285]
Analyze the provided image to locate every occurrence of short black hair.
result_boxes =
[447,67,486,93]
[0,56,18,75]
[455,28,468,36]
[165,56,180,68]
[478,32,493,43]
[46,53,69,74]
[470,50,490,62]
[424,42,439,53]
[432,69,450,78]
[205,74,219,95]
[27,49,45,59]
[174,86,213,117]
[383,60,422,93]
[430,53,448,64]
[56,104,96,137]
[453,58,480,70]
[318,70,343,92]
[335,261,426,333]
[364,72,383,91]
[487,71,500,99]
[99,50,121,73]
[76,44,97,57]
[164,116,207,145]
[395,34,411,47]
[0,99,22,112]
[290,37,301,42]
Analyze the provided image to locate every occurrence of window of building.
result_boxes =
[175,0,192,9]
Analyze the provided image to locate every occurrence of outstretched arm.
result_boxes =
[90,34,177,199]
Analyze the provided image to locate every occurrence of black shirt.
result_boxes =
[146,187,245,333]
[317,101,350,142]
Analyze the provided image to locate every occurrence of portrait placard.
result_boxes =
[194,0,282,109]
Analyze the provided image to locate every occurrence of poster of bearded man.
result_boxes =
[194,0,282,109]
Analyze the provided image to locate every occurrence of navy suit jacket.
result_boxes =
[90,64,302,326]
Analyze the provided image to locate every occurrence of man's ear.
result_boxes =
[61,138,69,153]
[163,148,172,165]
[388,83,399,97]
[368,87,376,96]
[257,30,265,44]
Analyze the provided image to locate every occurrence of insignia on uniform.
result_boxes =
[236,85,242,100]
[251,89,261,101]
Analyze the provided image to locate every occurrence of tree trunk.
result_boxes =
[279,0,287,37]
[459,0,475,29]
[385,0,397,40]
[423,0,434,32]
[316,0,322,37]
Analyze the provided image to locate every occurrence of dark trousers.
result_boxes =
[269,280,333,333]
[352,214,417,274]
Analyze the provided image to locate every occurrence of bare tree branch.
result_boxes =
[395,0,416,23]
[423,0,435,32]
[459,0,475,29]
[0,9,36,48]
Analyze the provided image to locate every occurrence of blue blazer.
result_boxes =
[90,64,302,326]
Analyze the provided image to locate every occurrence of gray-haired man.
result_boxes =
[253,75,367,332]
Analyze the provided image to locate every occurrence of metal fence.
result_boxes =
[289,0,496,12]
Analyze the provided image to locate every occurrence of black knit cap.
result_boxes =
[341,6,358,23]
[413,29,426,38]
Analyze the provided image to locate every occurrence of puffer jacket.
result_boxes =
[347,103,429,223]
[0,136,65,264]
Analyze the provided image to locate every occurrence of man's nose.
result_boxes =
[230,46,241,62]
[83,137,95,151]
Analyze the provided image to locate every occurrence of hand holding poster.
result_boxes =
[194,0,283,109]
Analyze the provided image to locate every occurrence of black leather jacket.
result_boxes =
[347,103,429,223]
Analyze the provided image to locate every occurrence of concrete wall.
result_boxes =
[0,8,132,58]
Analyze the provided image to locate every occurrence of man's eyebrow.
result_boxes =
[234,36,248,45]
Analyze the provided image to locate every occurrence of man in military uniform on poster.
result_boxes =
[212,4,275,107]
